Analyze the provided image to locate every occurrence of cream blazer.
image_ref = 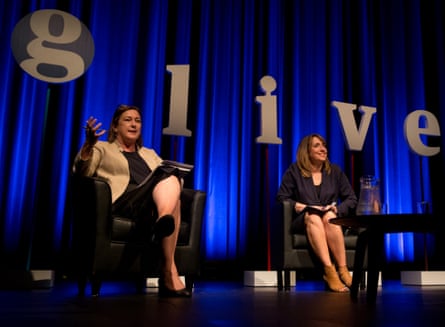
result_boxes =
[73,141,162,203]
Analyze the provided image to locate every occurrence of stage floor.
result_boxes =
[1,278,444,326]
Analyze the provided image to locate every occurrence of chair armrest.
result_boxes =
[175,188,206,275]
[282,201,295,252]
[71,175,113,249]
[180,188,206,248]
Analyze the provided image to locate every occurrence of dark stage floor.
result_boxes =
[1,278,444,326]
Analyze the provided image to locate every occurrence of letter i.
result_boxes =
[255,75,282,144]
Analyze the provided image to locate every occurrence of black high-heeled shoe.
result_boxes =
[151,215,175,243]
[158,279,192,298]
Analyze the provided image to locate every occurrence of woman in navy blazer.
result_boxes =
[277,133,357,292]
[73,104,190,297]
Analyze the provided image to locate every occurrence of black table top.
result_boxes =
[330,214,440,233]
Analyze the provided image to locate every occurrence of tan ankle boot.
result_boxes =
[323,265,348,292]
[338,265,352,288]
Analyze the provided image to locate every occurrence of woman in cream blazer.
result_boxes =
[73,104,190,298]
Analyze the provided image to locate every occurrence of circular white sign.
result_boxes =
[11,9,95,83]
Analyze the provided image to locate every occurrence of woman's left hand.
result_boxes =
[323,202,337,214]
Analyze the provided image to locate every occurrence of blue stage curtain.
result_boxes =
[0,0,444,270]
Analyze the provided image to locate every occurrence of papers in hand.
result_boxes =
[160,160,194,177]
[138,160,194,187]
[305,202,336,214]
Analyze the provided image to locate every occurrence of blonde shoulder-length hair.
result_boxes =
[296,133,331,178]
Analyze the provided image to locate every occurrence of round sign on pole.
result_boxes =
[11,9,95,83]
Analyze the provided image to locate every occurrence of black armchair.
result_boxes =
[276,201,363,290]
[70,175,206,296]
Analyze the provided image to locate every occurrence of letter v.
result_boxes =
[331,101,376,151]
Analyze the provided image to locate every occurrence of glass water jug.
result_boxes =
[356,175,382,215]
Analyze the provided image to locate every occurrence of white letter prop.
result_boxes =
[332,101,376,151]
[11,9,94,83]
[163,65,192,136]
[404,110,441,156]
[255,75,282,144]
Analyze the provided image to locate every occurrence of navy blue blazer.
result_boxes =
[276,162,357,220]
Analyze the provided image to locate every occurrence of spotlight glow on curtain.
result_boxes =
[1,0,444,270]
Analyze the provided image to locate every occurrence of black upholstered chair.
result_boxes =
[276,201,364,290]
[70,175,206,296]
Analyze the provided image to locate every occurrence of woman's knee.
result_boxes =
[154,176,180,192]
[152,176,181,205]
[325,222,344,238]
[305,213,323,229]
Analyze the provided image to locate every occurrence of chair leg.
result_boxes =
[284,270,291,291]
[90,274,102,297]
[277,270,283,291]
[185,275,194,290]
[135,275,146,294]
[360,270,366,290]
[77,274,87,297]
